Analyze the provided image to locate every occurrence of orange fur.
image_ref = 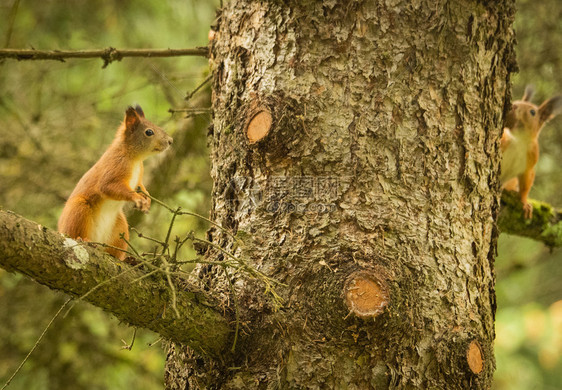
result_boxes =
[501,86,562,218]
[58,106,172,260]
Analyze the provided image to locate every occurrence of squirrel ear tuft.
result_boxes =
[125,106,140,130]
[522,85,535,102]
[539,95,562,124]
[134,104,145,118]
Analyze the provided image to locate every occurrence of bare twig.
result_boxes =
[164,264,181,319]
[163,208,181,256]
[135,191,284,307]
[130,268,160,284]
[148,337,162,347]
[223,266,240,353]
[168,107,212,115]
[121,328,137,351]
[0,47,208,68]
[191,236,284,306]
[131,227,166,246]
[184,74,212,102]
[138,189,240,244]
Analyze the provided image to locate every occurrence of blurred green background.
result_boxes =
[495,1,562,389]
[1,0,562,389]
[0,0,217,389]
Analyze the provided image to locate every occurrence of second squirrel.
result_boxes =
[501,86,562,218]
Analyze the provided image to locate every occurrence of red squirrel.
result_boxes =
[58,105,173,259]
[501,86,562,218]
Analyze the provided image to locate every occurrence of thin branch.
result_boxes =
[191,235,285,306]
[223,266,240,353]
[131,268,160,284]
[164,264,181,319]
[131,227,166,246]
[168,107,213,115]
[0,47,208,68]
[163,208,180,255]
[138,189,240,244]
[121,328,137,351]
[148,337,162,347]
[137,191,283,308]
[185,74,212,102]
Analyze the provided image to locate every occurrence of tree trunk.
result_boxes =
[166,1,516,388]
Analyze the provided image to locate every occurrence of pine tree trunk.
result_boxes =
[166,1,516,388]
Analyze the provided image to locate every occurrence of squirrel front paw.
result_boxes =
[140,191,151,209]
[133,194,150,213]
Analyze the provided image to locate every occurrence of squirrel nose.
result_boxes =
[168,137,173,146]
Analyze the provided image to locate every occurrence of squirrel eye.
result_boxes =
[530,109,536,116]
[145,129,154,136]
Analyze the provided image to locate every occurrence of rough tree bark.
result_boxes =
[164,0,516,389]
[0,0,523,389]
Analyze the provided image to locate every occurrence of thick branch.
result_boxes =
[0,47,208,67]
[0,210,231,357]
[498,190,562,247]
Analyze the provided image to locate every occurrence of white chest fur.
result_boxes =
[501,130,530,184]
[92,199,123,244]
[91,162,142,244]
[129,162,142,191]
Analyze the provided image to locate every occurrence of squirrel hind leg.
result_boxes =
[58,198,93,240]
[502,177,519,191]
[105,211,129,260]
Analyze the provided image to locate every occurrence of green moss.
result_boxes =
[499,190,562,247]
[540,221,562,247]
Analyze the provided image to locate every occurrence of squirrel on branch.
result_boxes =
[58,105,173,259]
[500,86,562,218]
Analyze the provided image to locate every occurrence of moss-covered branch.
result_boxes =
[499,190,562,247]
[0,210,231,357]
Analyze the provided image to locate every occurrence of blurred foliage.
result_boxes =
[494,0,562,389]
[0,0,217,389]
